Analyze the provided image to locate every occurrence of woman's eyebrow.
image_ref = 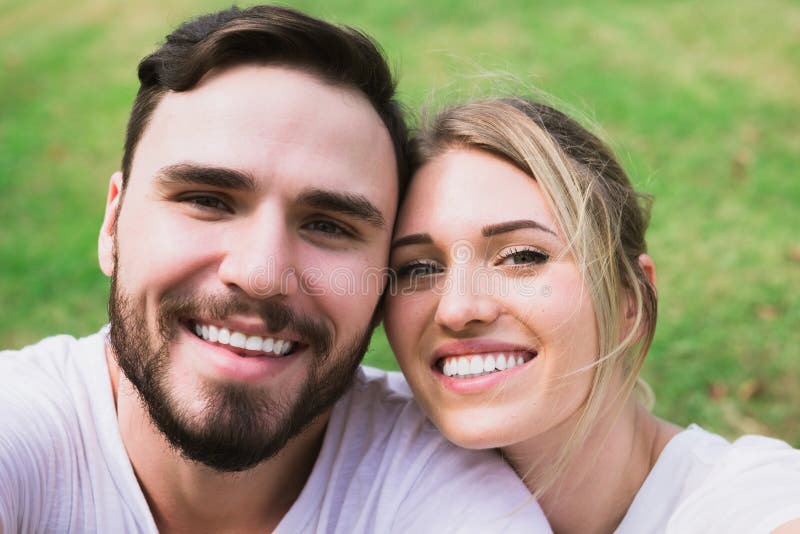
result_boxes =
[391,233,433,249]
[481,219,556,237]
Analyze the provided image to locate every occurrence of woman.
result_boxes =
[384,97,800,533]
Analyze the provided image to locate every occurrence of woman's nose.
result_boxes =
[433,266,501,332]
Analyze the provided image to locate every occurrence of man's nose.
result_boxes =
[216,211,299,299]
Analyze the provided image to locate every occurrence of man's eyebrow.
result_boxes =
[391,233,433,249]
[481,219,557,238]
[155,163,257,192]
[296,188,386,229]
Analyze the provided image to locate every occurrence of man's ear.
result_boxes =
[98,172,124,277]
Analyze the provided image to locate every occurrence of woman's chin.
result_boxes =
[433,414,516,451]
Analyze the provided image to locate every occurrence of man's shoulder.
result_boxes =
[0,333,101,510]
[0,331,107,443]
[1,331,104,376]
[352,365,415,400]
[332,365,438,449]
[341,365,447,449]
[0,331,151,533]
[304,366,551,532]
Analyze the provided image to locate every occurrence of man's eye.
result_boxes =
[395,260,443,279]
[304,219,350,237]
[181,195,232,213]
[498,247,549,266]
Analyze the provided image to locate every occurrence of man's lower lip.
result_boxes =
[180,324,302,384]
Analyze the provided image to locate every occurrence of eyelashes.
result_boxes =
[179,193,234,213]
[394,246,550,280]
[395,259,443,279]
[496,246,549,267]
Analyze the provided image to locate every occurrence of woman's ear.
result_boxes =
[625,253,657,326]
[638,253,657,291]
[98,172,124,277]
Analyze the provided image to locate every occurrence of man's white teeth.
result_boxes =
[230,332,246,348]
[245,336,262,351]
[193,322,294,356]
[218,327,230,344]
[442,352,529,378]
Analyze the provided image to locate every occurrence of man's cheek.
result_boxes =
[300,263,383,314]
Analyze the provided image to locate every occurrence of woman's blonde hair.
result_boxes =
[412,97,657,497]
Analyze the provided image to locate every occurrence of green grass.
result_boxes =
[1,0,798,445]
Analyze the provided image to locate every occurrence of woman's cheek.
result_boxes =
[384,293,432,362]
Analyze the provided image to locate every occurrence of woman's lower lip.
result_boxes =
[433,358,534,394]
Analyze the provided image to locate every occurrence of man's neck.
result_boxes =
[106,347,329,533]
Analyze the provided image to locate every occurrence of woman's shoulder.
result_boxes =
[618,425,800,533]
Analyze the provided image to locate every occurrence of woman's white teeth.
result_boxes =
[496,354,507,370]
[193,322,294,356]
[469,357,483,374]
[442,353,529,378]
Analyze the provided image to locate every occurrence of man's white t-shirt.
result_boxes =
[617,424,800,533]
[0,332,551,533]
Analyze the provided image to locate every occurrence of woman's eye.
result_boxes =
[395,261,443,279]
[499,248,549,266]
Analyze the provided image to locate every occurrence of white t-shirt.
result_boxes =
[0,332,550,533]
[617,424,800,533]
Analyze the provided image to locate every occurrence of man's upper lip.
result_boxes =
[188,316,300,343]
[432,339,537,361]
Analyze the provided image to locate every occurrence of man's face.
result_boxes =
[98,65,398,471]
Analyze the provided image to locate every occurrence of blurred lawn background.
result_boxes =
[1,0,798,444]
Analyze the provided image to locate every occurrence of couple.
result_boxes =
[1,5,798,533]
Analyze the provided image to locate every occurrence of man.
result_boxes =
[0,5,550,533]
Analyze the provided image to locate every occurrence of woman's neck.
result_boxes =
[503,399,681,534]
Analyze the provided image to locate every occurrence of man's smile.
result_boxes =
[189,319,301,357]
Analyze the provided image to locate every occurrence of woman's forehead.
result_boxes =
[396,148,558,240]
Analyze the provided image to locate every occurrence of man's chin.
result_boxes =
[107,277,372,471]
[151,381,300,471]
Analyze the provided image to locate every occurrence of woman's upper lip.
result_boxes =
[432,339,537,361]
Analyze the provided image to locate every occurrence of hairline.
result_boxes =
[123,60,397,189]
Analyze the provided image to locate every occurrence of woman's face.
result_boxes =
[385,148,599,449]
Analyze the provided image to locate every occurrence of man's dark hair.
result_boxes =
[122,4,409,192]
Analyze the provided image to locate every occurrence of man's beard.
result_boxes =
[107,270,373,472]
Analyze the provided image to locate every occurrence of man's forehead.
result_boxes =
[128,64,398,209]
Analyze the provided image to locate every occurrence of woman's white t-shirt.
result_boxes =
[617,424,800,533]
